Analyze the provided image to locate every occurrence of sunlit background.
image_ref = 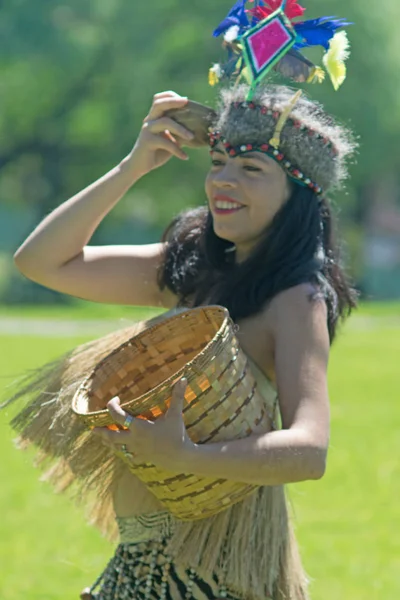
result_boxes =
[0,1,399,599]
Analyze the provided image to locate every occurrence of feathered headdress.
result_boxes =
[165,0,356,195]
[209,0,351,97]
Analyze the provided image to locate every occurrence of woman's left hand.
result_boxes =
[92,378,195,472]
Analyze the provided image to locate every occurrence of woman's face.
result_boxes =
[205,143,292,262]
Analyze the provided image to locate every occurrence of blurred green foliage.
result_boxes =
[1,0,400,294]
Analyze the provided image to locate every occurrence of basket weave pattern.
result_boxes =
[72,306,273,520]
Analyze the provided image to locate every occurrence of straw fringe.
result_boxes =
[276,513,311,600]
[1,309,185,541]
[165,486,309,600]
[1,306,309,599]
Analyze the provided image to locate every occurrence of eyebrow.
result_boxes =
[211,146,271,164]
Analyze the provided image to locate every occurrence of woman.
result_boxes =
[12,84,357,600]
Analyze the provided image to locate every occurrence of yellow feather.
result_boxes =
[307,66,326,84]
[323,31,350,91]
[208,69,218,86]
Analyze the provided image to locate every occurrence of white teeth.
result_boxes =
[215,201,242,210]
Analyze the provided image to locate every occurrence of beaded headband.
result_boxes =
[209,130,323,195]
[207,84,356,193]
[209,88,323,195]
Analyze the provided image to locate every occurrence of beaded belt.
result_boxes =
[116,511,176,544]
[90,511,233,599]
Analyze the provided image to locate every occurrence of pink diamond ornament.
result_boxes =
[242,9,297,84]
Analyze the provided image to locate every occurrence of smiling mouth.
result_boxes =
[213,198,245,214]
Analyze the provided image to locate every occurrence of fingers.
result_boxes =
[107,396,130,426]
[167,378,188,416]
[144,117,194,141]
[143,119,192,160]
[147,95,188,121]
[152,91,183,101]
[153,134,189,161]
[137,92,193,164]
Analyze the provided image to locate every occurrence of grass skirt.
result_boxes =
[1,308,310,600]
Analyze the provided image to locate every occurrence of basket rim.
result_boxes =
[71,305,234,417]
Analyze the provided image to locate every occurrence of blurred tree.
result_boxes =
[1,0,400,289]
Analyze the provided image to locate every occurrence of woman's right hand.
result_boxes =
[127,91,195,178]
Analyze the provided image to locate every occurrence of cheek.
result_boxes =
[204,172,213,199]
[248,177,288,219]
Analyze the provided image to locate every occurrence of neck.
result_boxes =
[235,241,256,264]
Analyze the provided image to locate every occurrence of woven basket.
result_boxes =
[72,306,273,520]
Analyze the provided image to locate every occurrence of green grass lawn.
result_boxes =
[0,304,399,599]
[0,302,162,321]
[0,297,398,321]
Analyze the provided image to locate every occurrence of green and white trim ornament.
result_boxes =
[241,4,297,100]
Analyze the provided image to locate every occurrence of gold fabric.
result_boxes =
[117,512,175,544]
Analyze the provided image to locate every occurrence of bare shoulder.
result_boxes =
[256,282,330,382]
[267,282,328,331]
[262,284,331,433]
[235,284,328,384]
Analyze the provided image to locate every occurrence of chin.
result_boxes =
[212,227,237,244]
[213,223,249,244]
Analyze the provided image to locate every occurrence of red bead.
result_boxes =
[229,149,236,156]
[293,121,301,129]
[224,142,230,148]
[261,107,267,114]
[277,153,284,161]
[246,144,253,151]
[273,111,279,119]
[248,102,255,109]
[292,169,300,177]
[261,144,269,151]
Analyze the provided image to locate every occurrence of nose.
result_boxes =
[211,163,238,189]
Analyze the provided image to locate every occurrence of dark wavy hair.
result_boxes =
[157,186,358,343]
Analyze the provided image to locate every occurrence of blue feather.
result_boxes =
[294,17,351,51]
[213,0,250,38]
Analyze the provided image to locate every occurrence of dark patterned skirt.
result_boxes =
[82,514,242,600]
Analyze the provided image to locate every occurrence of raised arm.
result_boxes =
[14,92,194,308]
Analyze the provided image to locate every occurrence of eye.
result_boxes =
[243,165,262,172]
[211,159,224,167]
